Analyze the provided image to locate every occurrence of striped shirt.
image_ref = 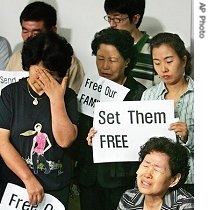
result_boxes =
[117,187,194,210]
[141,76,194,184]
[129,32,159,89]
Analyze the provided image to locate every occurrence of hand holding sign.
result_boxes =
[0,183,65,210]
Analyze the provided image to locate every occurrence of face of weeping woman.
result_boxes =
[28,62,61,94]
[136,151,181,197]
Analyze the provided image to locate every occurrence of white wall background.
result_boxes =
[0,0,193,74]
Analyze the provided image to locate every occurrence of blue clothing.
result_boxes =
[117,187,194,210]
[0,36,12,70]
[141,76,194,184]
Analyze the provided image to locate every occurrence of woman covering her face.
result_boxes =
[0,31,79,209]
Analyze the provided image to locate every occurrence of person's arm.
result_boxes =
[0,128,44,205]
[36,68,78,148]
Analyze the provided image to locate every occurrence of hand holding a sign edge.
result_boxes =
[86,127,97,146]
[71,27,147,210]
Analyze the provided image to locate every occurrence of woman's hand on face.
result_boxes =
[36,68,68,101]
[169,121,188,142]
[86,127,97,146]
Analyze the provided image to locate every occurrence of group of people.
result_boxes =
[0,1,194,210]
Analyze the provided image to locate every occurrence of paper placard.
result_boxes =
[92,100,176,163]
[0,183,65,210]
[0,71,29,94]
[77,73,130,117]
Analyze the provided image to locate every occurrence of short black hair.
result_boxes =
[20,1,57,30]
[22,31,73,78]
[139,137,190,190]
[104,0,145,27]
[91,28,138,76]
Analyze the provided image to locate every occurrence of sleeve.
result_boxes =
[0,87,12,129]
[0,38,12,70]
[6,50,23,71]
[65,89,79,125]
[116,189,139,209]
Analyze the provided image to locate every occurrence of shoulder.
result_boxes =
[1,78,26,96]
[0,36,9,46]
[165,188,194,209]
[124,76,147,100]
[6,50,23,71]
[118,188,143,208]
[71,54,83,69]
[10,50,22,59]
[125,76,146,91]
[0,37,11,56]
[65,87,77,98]
[141,82,164,100]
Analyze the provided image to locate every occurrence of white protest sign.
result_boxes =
[0,71,29,94]
[77,73,130,117]
[0,183,65,210]
[92,100,176,163]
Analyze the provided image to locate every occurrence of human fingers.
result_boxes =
[86,127,97,146]
[61,75,68,91]
[25,178,44,206]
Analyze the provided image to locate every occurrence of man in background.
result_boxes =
[104,0,160,88]
[6,1,84,94]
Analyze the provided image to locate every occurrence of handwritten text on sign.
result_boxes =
[77,74,130,117]
[0,71,29,94]
[0,183,65,210]
[92,100,176,163]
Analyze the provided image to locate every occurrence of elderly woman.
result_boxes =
[72,28,146,210]
[117,137,194,210]
[0,31,78,209]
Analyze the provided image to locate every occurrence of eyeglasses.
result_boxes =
[104,15,129,23]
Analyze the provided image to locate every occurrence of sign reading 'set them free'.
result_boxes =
[92,100,176,163]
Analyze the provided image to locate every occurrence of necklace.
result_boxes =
[27,83,44,105]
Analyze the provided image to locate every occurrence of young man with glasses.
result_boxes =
[5,1,84,94]
[104,0,160,88]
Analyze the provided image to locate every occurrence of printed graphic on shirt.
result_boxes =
[20,123,63,175]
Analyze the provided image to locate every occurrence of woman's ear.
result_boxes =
[169,173,181,188]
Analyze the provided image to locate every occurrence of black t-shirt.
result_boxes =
[0,77,79,191]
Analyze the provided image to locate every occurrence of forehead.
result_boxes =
[152,44,177,57]
[97,44,120,54]
[108,12,127,16]
[21,20,46,30]
[144,151,170,167]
